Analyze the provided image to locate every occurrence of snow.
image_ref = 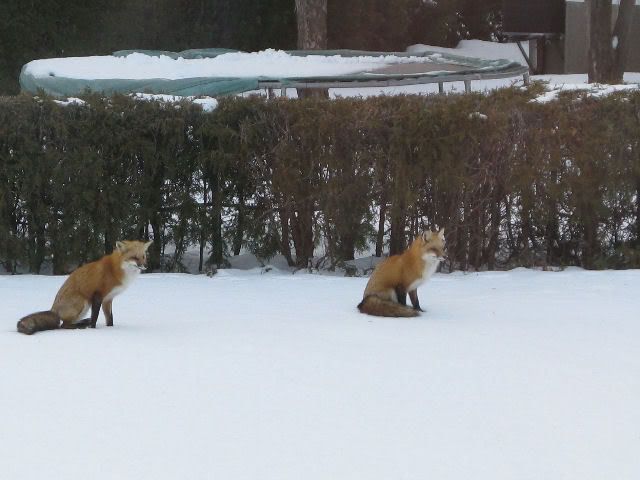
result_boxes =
[23,49,447,81]
[327,72,640,99]
[407,39,529,66]
[52,97,86,107]
[532,81,639,103]
[132,93,218,112]
[2,267,639,479]
[37,39,640,109]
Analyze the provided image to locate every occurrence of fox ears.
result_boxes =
[421,228,445,241]
[115,240,153,252]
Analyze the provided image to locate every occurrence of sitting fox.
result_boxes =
[17,240,152,335]
[358,229,445,317]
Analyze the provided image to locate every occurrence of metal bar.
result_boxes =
[257,66,529,91]
[438,82,444,93]
[464,80,471,93]
[516,41,535,73]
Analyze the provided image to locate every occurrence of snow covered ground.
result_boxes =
[2,267,639,479]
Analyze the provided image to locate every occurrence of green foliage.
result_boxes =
[1,89,639,273]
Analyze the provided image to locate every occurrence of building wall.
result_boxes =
[565,1,640,73]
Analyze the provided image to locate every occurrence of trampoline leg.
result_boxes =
[523,73,530,85]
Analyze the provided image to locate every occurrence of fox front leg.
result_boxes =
[102,299,114,327]
[409,290,424,312]
[90,294,102,328]
[395,286,407,306]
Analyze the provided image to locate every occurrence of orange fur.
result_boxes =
[17,240,151,334]
[358,229,445,317]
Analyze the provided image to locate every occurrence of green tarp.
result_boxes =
[20,48,525,98]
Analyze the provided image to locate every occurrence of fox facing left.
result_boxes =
[17,240,152,335]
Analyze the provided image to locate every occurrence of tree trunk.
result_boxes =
[295,0,327,49]
[278,205,295,267]
[198,181,208,273]
[295,0,328,99]
[233,185,245,256]
[589,0,614,83]
[388,160,408,256]
[375,200,387,257]
[209,173,224,267]
[589,0,635,83]
[612,0,636,82]
[290,201,314,268]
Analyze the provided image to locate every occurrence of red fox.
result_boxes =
[17,240,152,335]
[358,229,445,317]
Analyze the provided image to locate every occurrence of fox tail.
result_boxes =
[357,295,419,318]
[17,311,61,335]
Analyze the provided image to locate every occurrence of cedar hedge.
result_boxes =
[0,88,639,273]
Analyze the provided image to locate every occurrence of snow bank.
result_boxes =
[329,72,640,99]
[132,93,218,112]
[23,49,446,81]
[407,39,529,66]
[531,81,639,103]
[1,268,639,479]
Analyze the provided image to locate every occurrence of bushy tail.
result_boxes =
[357,295,419,318]
[17,311,61,335]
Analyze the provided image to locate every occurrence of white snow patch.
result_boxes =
[132,93,218,112]
[329,72,640,99]
[532,82,639,103]
[52,97,86,106]
[469,111,488,120]
[407,39,529,66]
[24,49,447,81]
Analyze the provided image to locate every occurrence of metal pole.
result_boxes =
[517,40,535,73]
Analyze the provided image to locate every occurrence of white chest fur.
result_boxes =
[407,253,441,292]
[104,261,140,301]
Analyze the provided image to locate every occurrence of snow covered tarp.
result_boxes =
[19,48,528,97]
